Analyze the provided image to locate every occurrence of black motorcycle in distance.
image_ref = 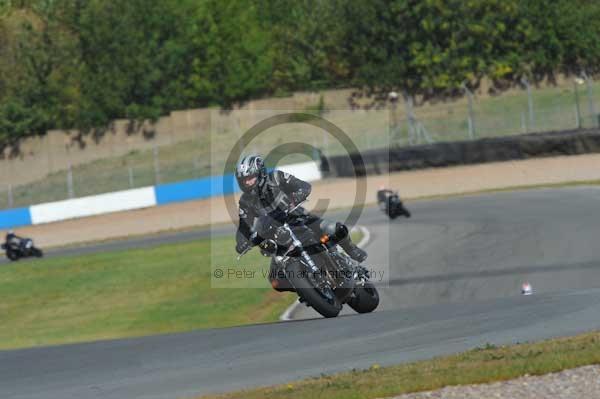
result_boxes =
[238,202,379,318]
[377,188,411,220]
[2,236,44,261]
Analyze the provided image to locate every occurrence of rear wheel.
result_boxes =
[286,261,342,318]
[348,281,380,313]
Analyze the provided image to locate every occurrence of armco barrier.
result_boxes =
[278,161,322,182]
[323,128,600,177]
[0,161,322,229]
[29,187,157,225]
[155,174,239,206]
[154,162,322,206]
[0,207,32,229]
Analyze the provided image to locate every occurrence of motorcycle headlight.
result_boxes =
[259,239,277,257]
[274,227,292,246]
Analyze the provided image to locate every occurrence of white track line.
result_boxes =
[279,225,372,321]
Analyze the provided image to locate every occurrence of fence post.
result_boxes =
[388,91,400,145]
[402,91,417,145]
[153,146,160,184]
[417,122,434,144]
[67,164,74,199]
[128,166,135,188]
[7,184,13,208]
[461,82,475,140]
[582,72,597,127]
[322,130,329,156]
[520,111,527,133]
[574,79,583,129]
[521,77,535,131]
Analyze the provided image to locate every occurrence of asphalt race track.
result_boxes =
[2,187,600,399]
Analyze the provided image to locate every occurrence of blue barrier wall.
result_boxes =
[0,162,319,229]
[0,207,32,229]
[155,174,240,206]
[0,175,241,229]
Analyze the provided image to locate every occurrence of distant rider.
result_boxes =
[5,230,22,249]
[234,154,367,290]
[377,186,411,218]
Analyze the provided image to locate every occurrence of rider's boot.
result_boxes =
[338,236,367,263]
[269,261,296,292]
[321,221,368,263]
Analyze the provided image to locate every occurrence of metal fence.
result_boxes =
[1,78,599,210]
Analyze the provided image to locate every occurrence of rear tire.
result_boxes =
[286,261,342,318]
[348,281,380,314]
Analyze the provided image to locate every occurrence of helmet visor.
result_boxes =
[242,175,258,189]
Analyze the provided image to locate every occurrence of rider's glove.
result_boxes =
[291,190,307,206]
[235,239,252,254]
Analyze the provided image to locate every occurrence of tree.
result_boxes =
[0,1,81,141]
[76,0,197,128]
[187,0,272,107]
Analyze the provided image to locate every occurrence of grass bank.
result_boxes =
[0,236,294,350]
[0,230,363,350]
[200,331,600,399]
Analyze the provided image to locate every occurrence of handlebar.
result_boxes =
[236,246,252,261]
[237,200,306,261]
[288,199,306,214]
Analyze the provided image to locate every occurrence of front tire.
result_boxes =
[348,281,380,313]
[6,249,19,261]
[286,261,342,318]
[31,247,43,258]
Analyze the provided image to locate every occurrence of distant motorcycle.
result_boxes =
[2,235,43,261]
[377,189,411,220]
[239,202,379,318]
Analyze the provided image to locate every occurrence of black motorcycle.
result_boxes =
[2,237,44,261]
[239,202,379,318]
[377,189,411,220]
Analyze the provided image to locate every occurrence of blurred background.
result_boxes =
[2,0,600,208]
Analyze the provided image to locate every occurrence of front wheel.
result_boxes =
[348,281,380,314]
[286,261,342,318]
[6,249,19,261]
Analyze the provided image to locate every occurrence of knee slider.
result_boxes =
[321,221,348,241]
[335,223,349,240]
[319,220,337,236]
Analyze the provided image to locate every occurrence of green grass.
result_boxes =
[0,236,295,350]
[0,229,363,350]
[200,331,600,399]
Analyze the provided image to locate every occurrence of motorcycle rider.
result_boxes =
[234,154,367,290]
[5,230,22,249]
[377,186,411,218]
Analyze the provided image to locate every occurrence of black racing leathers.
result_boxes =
[235,170,311,253]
